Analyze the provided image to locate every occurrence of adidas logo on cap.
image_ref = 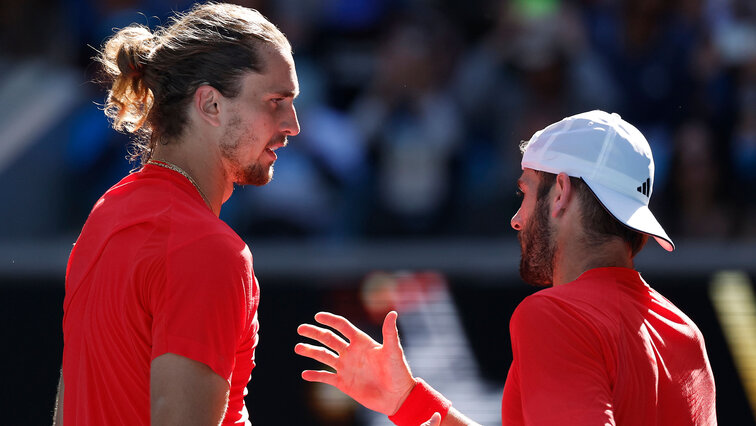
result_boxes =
[636,178,650,197]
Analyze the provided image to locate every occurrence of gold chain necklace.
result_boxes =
[147,159,213,212]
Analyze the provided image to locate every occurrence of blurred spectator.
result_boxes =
[665,120,733,239]
[732,54,756,237]
[350,11,464,236]
[0,1,68,60]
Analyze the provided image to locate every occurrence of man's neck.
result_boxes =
[151,139,229,217]
[552,239,634,286]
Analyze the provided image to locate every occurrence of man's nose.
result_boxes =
[282,105,300,136]
[511,209,523,231]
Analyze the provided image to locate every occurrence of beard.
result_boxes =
[219,116,285,186]
[233,160,273,187]
[518,195,556,287]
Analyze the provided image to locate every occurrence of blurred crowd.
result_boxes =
[2,0,756,242]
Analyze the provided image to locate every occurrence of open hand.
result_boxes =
[295,311,415,415]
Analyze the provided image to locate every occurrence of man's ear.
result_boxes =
[552,172,574,218]
[193,85,222,127]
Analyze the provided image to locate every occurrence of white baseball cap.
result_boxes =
[521,110,674,251]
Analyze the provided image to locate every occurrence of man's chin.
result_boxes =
[241,176,272,187]
[236,166,273,186]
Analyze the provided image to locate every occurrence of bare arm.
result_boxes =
[151,353,230,426]
[52,369,63,426]
[296,311,482,425]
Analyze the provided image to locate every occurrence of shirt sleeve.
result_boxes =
[507,295,616,426]
[150,233,255,385]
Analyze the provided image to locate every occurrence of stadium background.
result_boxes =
[1,0,755,424]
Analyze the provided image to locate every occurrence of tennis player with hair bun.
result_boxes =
[296,111,717,425]
[54,3,299,425]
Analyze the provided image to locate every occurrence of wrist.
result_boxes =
[390,378,418,416]
[387,376,417,417]
[388,378,451,426]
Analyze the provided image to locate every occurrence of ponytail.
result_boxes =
[98,25,156,135]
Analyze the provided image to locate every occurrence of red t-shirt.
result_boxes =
[62,164,260,425]
[501,267,716,425]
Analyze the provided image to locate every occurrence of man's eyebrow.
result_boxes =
[271,89,299,98]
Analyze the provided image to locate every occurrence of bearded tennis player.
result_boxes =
[295,111,716,425]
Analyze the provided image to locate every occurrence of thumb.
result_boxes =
[421,412,442,426]
[382,310,402,350]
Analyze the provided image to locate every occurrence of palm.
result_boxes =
[295,311,415,415]
[337,339,406,407]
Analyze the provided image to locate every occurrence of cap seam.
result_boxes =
[539,119,575,166]
[592,121,615,180]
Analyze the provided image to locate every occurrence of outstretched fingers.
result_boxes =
[301,369,338,386]
[313,312,370,343]
[296,311,416,416]
[297,323,349,354]
[294,343,339,370]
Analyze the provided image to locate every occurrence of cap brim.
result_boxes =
[583,179,675,251]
